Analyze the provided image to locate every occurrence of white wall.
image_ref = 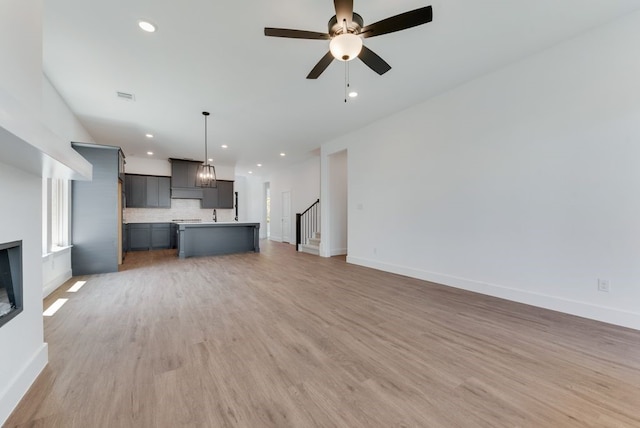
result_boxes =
[0,1,42,116]
[42,247,72,297]
[124,156,172,176]
[322,11,640,330]
[0,2,49,424]
[327,150,347,256]
[41,77,94,298]
[0,1,95,423]
[0,164,48,426]
[267,156,320,244]
[235,175,266,224]
[42,76,93,144]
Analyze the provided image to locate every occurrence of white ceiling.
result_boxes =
[43,0,640,177]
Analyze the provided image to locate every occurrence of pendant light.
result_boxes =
[195,111,217,188]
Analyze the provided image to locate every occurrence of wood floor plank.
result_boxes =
[5,241,640,427]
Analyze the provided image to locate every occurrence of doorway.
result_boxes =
[328,150,348,256]
[264,182,271,239]
[281,190,291,243]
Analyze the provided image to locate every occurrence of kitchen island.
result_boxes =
[175,222,260,259]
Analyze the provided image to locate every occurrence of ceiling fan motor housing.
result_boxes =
[328,13,364,36]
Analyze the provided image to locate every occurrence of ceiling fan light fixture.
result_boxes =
[330,33,363,61]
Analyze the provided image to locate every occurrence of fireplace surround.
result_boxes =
[0,240,23,328]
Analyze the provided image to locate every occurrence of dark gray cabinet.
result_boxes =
[123,223,129,253]
[146,176,159,207]
[218,180,234,208]
[126,223,176,251]
[125,174,170,208]
[170,223,178,249]
[151,224,171,249]
[127,174,146,207]
[129,223,151,250]
[71,143,124,275]
[159,177,170,207]
[201,180,234,208]
[201,187,218,209]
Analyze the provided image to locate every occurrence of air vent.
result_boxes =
[116,91,135,101]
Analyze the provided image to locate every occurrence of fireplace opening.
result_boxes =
[0,240,23,328]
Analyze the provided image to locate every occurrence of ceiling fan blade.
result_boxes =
[358,46,391,75]
[334,0,354,26]
[307,51,335,79]
[360,6,433,38]
[264,28,330,40]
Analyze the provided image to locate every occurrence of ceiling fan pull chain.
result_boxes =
[344,61,348,103]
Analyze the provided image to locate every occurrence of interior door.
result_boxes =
[281,190,291,243]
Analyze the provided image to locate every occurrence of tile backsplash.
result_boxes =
[124,199,235,223]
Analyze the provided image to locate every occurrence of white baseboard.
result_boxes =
[0,343,48,426]
[268,235,282,242]
[347,256,640,331]
[330,248,347,256]
[43,269,72,298]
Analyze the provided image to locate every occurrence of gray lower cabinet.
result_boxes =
[129,224,151,251]
[151,224,171,249]
[123,223,129,253]
[126,223,176,251]
[170,223,178,249]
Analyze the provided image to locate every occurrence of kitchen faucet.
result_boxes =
[212,209,217,222]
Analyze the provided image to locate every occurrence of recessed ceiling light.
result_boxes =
[147,151,154,155]
[348,91,358,98]
[221,144,228,149]
[138,20,156,33]
[257,163,262,167]
[145,133,154,138]
[208,158,213,162]
[280,152,286,157]
[248,171,253,174]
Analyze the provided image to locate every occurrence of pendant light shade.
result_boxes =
[196,111,217,188]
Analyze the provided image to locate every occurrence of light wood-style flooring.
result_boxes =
[6,241,640,427]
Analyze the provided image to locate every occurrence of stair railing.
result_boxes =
[296,198,320,251]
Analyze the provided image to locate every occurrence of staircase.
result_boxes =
[296,199,320,256]
[299,232,320,255]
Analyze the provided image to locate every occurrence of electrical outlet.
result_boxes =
[597,278,610,292]
[373,247,377,255]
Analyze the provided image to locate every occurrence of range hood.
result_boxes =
[169,158,203,199]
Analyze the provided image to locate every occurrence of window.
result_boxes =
[42,178,71,254]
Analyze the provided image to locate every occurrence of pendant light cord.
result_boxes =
[203,111,209,164]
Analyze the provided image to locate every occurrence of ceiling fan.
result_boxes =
[264,0,433,79]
